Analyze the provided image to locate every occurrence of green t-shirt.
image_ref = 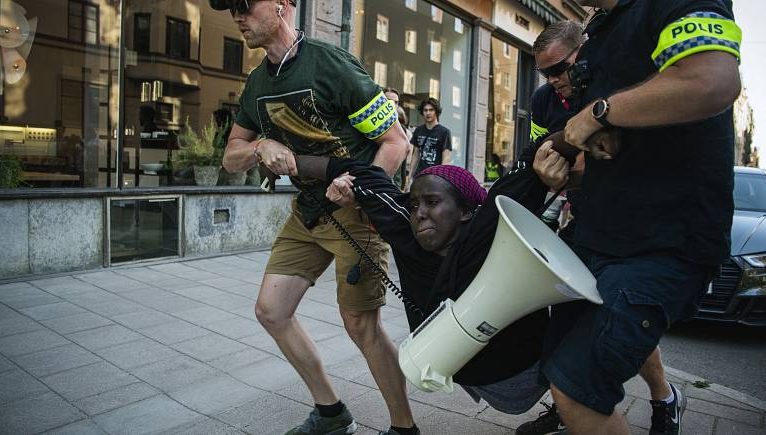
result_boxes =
[236,38,398,227]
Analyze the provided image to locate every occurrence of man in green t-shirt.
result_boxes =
[213,1,415,434]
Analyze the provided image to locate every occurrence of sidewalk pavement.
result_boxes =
[1,251,764,435]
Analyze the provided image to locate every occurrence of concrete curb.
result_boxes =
[665,366,766,411]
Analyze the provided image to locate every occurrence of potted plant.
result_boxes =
[176,117,223,186]
[0,155,23,188]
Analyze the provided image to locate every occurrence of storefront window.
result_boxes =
[485,36,537,182]
[351,0,471,167]
[1,1,295,190]
[486,37,520,181]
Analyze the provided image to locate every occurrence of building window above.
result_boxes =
[134,13,151,53]
[403,70,416,95]
[166,17,190,60]
[429,78,440,100]
[453,49,462,71]
[502,72,511,89]
[223,38,243,74]
[452,86,461,108]
[430,39,441,63]
[431,5,443,23]
[374,61,387,87]
[68,0,99,44]
[454,18,464,34]
[405,29,417,54]
[376,14,389,42]
[503,42,511,58]
[405,0,417,12]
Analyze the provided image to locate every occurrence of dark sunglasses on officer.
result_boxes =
[536,44,580,79]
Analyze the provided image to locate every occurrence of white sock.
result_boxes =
[661,382,675,404]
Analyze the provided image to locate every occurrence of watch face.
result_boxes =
[593,100,606,118]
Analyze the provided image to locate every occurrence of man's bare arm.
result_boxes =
[222,123,259,173]
[371,120,409,176]
[566,51,741,147]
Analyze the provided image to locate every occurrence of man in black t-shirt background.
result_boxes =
[409,98,452,182]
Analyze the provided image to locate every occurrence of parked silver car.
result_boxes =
[696,166,766,325]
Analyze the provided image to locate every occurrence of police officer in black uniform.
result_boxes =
[538,1,742,434]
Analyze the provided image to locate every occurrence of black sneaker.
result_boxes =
[285,405,357,435]
[516,402,567,435]
[649,383,687,435]
[378,426,420,435]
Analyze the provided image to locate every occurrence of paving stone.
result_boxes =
[44,418,106,435]
[93,395,202,434]
[0,368,50,404]
[60,289,124,307]
[121,288,207,313]
[347,389,439,432]
[11,344,101,377]
[237,330,282,355]
[163,416,245,434]
[205,317,261,339]
[94,337,181,370]
[295,299,344,326]
[66,324,143,350]
[172,305,239,326]
[229,356,301,391]
[200,293,254,311]
[687,397,762,427]
[42,361,137,401]
[139,319,210,345]
[0,354,14,373]
[168,374,265,414]
[0,392,85,434]
[0,329,69,357]
[409,384,488,417]
[476,399,548,430]
[214,392,311,434]
[41,312,113,334]
[20,301,87,321]
[418,407,508,434]
[170,285,230,301]
[110,309,176,330]
[278,375,373,407]
[73,382,160,416]
[32,280,104,297]
[114,268,176,284]
[299,315,346,342]
[714,418,765,435]
[315,334,363,367]
[1,292,63,309]
[686,385,763,412]
[172,334,249,361]
[152,277,201,291]
[0,313,44,337]
[678,409,715,435]
[87,299,145,317]
[207,348,273,372]
[131,355,219,392]
[90,278,154,293]
[625,397,652,429]
[199,277,250,291]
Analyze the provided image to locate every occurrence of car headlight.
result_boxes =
[742,253,766,268]
[734,253,766,294]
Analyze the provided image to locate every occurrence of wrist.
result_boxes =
[253,136,266,162]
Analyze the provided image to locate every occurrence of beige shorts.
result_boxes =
[265,201,390,311]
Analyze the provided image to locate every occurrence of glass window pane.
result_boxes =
[110,198,180,263]
[376,15,389,42]
[486,37,520,181]
[374,62,387,87]
[405,29,417,53]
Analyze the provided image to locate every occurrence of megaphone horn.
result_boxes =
[398,195,603,393]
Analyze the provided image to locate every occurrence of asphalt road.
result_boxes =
[660,320,766,402]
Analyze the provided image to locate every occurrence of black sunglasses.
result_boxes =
[536,44,580,78]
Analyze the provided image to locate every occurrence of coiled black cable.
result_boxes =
[304,190,426,320]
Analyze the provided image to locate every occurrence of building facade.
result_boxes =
[0,0,583,278]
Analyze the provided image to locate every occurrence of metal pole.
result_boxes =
[116,0,126,189]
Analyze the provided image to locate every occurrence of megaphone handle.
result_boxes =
[303,190,427,320]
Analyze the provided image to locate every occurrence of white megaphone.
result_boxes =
[398,195,603,393]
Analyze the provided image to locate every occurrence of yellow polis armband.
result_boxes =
[530,120,549,143]
[348,92,397,139]
[652,12,742,72]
